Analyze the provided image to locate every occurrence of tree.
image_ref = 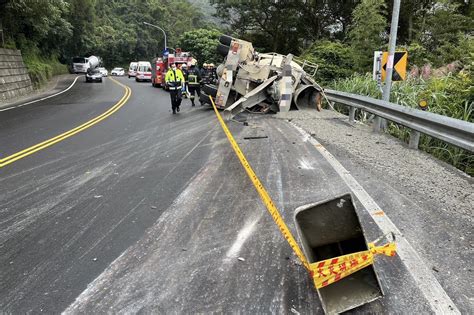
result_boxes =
[0,0,72,56]
[300,40,355,84]
[87,0,209,67]
[348,0,387,72]
[210,0,361,54]
[178,28,222,64]
[213,1,337,52]
[417,1,473,66]
[62,0,95,62]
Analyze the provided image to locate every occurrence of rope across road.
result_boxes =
[209,95,397,291]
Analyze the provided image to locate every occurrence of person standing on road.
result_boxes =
[208,63,218,84]
[187,61,202,106]
[165,63,185,114]
[201,63,217,85]
[180,64,189,99]
[201,63,209,85]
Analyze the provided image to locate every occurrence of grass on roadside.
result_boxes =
[23,54,69,89]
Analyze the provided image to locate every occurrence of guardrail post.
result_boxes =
[349,107,356,124]
[409,130,420,149]
[373,116,382,132]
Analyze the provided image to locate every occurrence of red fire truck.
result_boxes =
[151,48,194,88]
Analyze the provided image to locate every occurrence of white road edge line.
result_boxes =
[290,122,460,314]
[0,75,80,112]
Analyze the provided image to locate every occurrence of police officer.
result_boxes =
[165,63,185,114]
[187,61,202,106]
[181,64,189,99]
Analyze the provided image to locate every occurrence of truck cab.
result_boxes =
[72,57,89,74]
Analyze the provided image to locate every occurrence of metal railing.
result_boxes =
[324,89,474,152]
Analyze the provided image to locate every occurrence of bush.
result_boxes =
[404,42,431,68]
[330,72,474,175]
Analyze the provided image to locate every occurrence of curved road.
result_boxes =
[0,76,471,313]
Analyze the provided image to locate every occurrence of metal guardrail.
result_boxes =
[324,89,474,152]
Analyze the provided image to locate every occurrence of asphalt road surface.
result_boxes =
[0,75,471,313]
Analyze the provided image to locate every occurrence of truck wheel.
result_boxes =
[219,34,233,46]
[199,91,211,105]
[202,84,217,97]
[217,43,230,57]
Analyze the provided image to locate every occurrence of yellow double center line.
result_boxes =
[0,78,132,169]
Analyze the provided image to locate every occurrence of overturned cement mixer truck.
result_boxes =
[200,35,323,119]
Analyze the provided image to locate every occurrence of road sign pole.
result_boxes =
[374,0,401,132]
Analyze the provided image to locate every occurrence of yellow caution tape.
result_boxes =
[209,95,397,289]
[309,242,396,289]
[209,96,310,270]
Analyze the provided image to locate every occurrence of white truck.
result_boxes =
[72,56,101,74]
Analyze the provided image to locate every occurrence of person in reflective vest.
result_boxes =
[165,63,185,114]
[187,62,202,106]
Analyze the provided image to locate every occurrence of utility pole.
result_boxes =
[374,0,401,132]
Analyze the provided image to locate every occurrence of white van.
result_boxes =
[136,61,152,82]
[128,62,138,78]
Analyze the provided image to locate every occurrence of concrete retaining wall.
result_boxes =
[0,48,33,101]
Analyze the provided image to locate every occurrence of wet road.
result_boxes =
[0,76,471,313]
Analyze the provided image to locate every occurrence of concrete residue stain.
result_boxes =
[63,141,225,314]
[224,216,261,261]
[0,163,113,243]
[298,158,314,170]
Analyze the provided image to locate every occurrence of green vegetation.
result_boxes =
[24,54,69,89]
